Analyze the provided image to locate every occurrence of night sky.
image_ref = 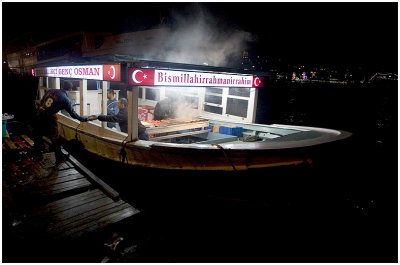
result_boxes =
[2,2,398,71]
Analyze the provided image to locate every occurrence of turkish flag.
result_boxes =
[253,76,264,87]
[103,65,121,81]
[129,68,155,85]
[31,68,35,76]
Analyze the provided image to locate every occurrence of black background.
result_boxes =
[2,2,398,263]
[3,2,398,71]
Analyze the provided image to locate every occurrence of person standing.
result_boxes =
[106,89,119,129]
[34,81,88,160]
[89,98,149,140]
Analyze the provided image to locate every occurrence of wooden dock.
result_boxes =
[2,134,141,261]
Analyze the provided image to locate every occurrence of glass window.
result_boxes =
[182,86,198,95]
[42,77,47,87]
[48,77,55,89]
[229,87,250,97]
[87,80,100,90]
[205,95,222,105]
[206,87,222,94]
[71,80,79,91]
[145,88,160,101]
[184,96,198,109]
[165,87,180,98]
[226,98,248,118]
[204,105,223,115]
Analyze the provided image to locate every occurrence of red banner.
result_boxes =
[253,76,264,87]
[103,65,121,81]
[129,68,155,85]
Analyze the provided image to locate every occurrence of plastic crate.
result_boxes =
[219,126,243,137]
[204,125,213,131]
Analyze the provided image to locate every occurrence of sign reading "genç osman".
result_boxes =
[31,65,121,81]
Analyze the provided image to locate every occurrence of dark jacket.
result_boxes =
[98,107,128,133]
[97,108,149,140]
[38,89,87,122]
[106,98,119,128]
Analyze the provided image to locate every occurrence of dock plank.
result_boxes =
[48,201,129,235]
[42,196,116,223]
[57,207,139,240]
[28,189,106,218]
[45,168,81,179]
[27,178,92,198]
[3,133,141,246]
[64,150,120,199]
[28,196,117,229]
[13,173,86,193]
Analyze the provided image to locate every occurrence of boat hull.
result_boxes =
[57,114,350,171]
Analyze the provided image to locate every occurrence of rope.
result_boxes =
[73,121,134,165]
[74,122,82,140]
[212,143,237,172]
[119,136,138,164]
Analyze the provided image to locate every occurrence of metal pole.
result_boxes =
[101,81,108,128]
[79,79,88,116]
[127,87,139,140]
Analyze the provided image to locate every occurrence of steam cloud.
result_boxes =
[174,100,199,121]
[145,4,254,67]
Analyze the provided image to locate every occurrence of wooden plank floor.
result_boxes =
[25,189,140,240]
[2,134,140,243]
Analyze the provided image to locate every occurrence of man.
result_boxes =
[34,81,88,160]
[89,98,149,140]
[153,92,182,120]
[106,89,119,129]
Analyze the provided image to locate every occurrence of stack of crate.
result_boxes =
[212,124,243,137]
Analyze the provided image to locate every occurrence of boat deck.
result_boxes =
[3,133,141,261]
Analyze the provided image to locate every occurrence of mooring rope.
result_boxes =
[212,143,237,172]
[119,136,138,164]
[74,122,82,141]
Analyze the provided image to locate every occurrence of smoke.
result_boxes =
[146,4,254,67]
[165,89,200,121]
[174,100,199,121]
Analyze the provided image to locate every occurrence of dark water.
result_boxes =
[3,73,398,262]
[63,79,397,262]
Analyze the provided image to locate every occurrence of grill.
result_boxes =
[143,118,210,141]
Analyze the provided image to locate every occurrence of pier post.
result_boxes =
[55,77,61,89]
[101,81,108,128]
[79,79,88,116]
[128,87,139,141]
[249,87,258,123]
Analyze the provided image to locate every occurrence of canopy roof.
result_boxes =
[32,54,272,78]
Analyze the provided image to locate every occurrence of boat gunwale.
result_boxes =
[58,114,351,152]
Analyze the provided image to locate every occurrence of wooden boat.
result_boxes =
[32,60,351,171]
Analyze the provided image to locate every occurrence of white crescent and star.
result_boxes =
[132,69,148,83]
[132,70,143,83]
[108,66,116,80]
[254,77,261,86]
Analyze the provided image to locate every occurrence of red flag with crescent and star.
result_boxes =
[253,76,264,87]
[103,65,121,81]
[129,68,155,85]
